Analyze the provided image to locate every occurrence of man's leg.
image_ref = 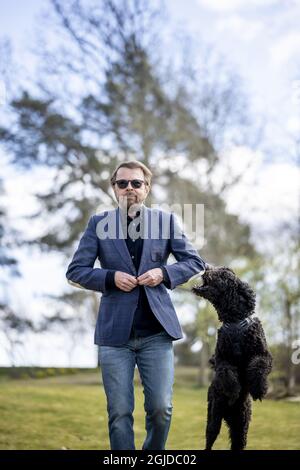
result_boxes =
[136,331,174,450]
[99,343,136,450]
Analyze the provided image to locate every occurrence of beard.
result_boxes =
[118,194,143,215]
[126,193,137,205]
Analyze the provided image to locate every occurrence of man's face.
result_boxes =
[113,167,150,210]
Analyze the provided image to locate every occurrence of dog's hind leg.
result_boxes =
[205,387,223,450]
[224,396,251,450]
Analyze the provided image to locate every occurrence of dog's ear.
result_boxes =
[237,280,256,311]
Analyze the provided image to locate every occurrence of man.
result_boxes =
[66,160,206,450]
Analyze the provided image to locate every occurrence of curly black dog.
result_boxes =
[192,265,272,450]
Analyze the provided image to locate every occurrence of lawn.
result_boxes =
[0,368,299,450]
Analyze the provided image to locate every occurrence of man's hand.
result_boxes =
[114,271,138,292]
[137,268,163,287]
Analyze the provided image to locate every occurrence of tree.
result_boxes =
[0,178,18,275]
[0,1,255,260]
[259,221,300,396]
[0,0,258,368]
[0,303,35,366]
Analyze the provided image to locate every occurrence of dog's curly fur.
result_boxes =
[192,266,272,450]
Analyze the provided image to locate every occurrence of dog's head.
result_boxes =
[192,265,256,322]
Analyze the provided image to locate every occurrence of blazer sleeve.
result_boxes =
[66,216,108,293]
[163,212,206,290]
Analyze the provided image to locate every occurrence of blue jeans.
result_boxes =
[98,331,174,450]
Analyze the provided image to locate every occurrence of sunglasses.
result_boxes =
[114,179,147,189]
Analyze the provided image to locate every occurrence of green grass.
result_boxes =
[0,369,299,450]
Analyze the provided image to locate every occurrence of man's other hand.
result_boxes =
[137,268,163,287]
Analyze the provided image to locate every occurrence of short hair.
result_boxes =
[110,160,152,187]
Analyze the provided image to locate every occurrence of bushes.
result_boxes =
[0,367,96,380]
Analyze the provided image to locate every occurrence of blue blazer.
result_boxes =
[66,205,206,346]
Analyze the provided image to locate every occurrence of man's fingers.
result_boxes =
[137,269,163,287]
[119,279,135,290]
[116,270,162,289]
[137,274,150,284]
[116,272,138,288]
[122,286,132,292]
[120,282,134,292]
[123,274,138,284]
[137,271,152,282]
[123,273,137,280]
[124,279,137,288]
[138,275,156,286]
[114,271,138,291]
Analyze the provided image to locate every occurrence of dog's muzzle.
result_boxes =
[192,276,206,296]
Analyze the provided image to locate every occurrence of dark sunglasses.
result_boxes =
[114,179,146,189]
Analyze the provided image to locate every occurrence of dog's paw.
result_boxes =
[249,383,268,401]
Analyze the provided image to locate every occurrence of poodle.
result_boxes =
[192,265,272,450]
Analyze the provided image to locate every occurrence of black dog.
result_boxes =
[192,266,272,450]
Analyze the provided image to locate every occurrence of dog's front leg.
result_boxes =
[246,352,273,400]
[245,322,273,400]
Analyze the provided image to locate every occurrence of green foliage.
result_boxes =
[0,367,92,381]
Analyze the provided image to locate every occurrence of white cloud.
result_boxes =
[270,32,300,66]
[287,115,300,134]
[205,145,299,249]
[211,146,264,195]
[216,15,263,41]
[196,0,278,12]
[225,157,300,234]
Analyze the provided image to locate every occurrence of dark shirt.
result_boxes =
[104,209,171,338]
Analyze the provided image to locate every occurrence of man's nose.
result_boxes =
[126,182,135,189]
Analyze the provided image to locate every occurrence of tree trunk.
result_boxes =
[285,297,296,396]
[198,341,210,387]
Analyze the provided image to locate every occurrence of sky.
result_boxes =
[0,0,299,366]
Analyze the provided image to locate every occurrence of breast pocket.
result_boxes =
[151,250,163,262]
